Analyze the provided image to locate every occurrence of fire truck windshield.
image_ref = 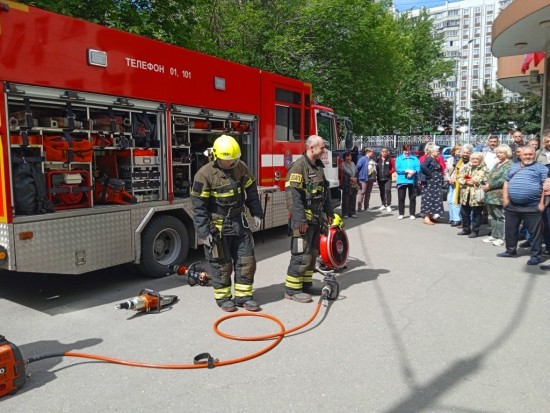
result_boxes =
[316,111,337,151]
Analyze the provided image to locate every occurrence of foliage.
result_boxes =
[470,84,542,135]
[20,0,452,136]
[21,0,197,47]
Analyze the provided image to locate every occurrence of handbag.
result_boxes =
[474,188,485,203]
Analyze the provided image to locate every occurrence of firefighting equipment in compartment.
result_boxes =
[115,289,178,313]
[212,135,241,169]
[46,170,93,210]
[94,176,136,205]
[318,213,349,271]
[12,157,56,215]
[43,134,93,163]
[171,262,210,286]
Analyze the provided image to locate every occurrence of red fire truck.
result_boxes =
[0,1,346,277]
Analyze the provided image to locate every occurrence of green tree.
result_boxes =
[22,0,196,47]
[470,84,543,135]
[20,0,451,136]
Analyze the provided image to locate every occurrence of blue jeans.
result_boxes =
[447,186,461,222]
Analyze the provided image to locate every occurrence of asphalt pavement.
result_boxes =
[1,188,549,412]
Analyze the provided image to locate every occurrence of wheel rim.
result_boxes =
[152,228,181,265]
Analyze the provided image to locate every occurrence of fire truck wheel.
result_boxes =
[139,215,189,278]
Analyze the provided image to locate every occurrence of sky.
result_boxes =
[393,0,461,12]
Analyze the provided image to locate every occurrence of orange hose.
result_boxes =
[63,301,323,369]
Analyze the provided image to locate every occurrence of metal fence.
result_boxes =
[351,134,536,153]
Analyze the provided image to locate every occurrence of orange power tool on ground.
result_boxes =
[115,289,178,313]
[0,335,26,398]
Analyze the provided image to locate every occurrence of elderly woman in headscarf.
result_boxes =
[453,144,474,224]
[339,151,359,218]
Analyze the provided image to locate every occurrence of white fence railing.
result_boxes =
[352,134,536,152]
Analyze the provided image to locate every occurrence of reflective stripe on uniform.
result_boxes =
[234,283,253,297]
[214,286,232,300]
[285,275,302,289]
[211,187,242,198]
[303,270,313,284]
[243,177,254,189]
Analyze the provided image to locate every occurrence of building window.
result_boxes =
[463,29,469,37]
[473,47,480,55]
[475,28,481,34]
[486,46,491,53]
[473,79,479,86]
[475,17,481,24]
[472,69,479,77]
[484,67,492,75]
[449,9,459,15]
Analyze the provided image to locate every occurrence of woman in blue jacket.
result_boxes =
[395,144,421,219]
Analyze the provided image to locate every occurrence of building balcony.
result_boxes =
[492,0,550,93]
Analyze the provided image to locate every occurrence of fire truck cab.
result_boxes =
[0,1,342,277]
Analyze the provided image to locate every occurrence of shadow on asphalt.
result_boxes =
[382,273,540,413]
[14,337,103,396]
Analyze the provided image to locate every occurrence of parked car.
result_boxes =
[441,146,452,161]
[368,145,399,159]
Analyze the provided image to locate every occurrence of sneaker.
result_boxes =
[410,215,416,220]
[482,236,497,243]
[386,206,392,212]
[220,300,237,312]
[468,232,479,239]
[492,239,504,247]
[519,241,532,248]
[342,215,349,219]
[351,214,358,218]
[527,257,541,266]
[378,206,385,211]
[237,300,261,312]
[398,215,404,220]
[285,292,312,303]
[497,251,517,258]
[432,214,440,220]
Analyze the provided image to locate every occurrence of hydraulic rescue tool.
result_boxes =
[1,273,339,399]
[170,261,210,286]
[115,289,178,313]
[0,335,26,398]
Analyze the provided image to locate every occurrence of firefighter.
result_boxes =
[191,135,264,312]
[285,135,335,303]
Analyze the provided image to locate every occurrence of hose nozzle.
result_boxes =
[321,275,339,301]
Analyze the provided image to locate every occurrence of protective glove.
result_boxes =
[203,234,215,248]
[254,216,262,229]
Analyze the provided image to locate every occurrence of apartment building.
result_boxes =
[408,0,513,127]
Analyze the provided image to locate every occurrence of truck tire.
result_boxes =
[139,215,189,278]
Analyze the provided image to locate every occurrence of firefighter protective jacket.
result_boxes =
[285,154,334,229]
[191,161,263,238]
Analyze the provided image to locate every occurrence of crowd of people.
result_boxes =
[340,129,550,268]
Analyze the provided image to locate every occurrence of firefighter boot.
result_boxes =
[220,300,237,312]
[285,292,313,303]
[237,299,261,312]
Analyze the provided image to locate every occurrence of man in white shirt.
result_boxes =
[482,135,499,171]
